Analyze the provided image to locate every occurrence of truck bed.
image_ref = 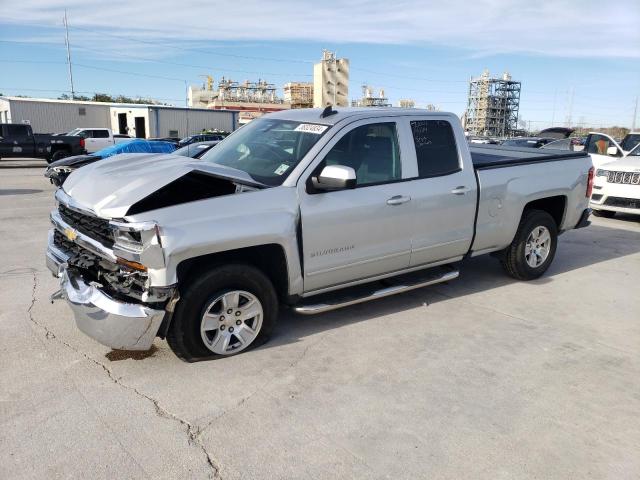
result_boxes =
[470,144,589,169]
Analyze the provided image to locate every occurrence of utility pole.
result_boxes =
[565,87,574,127]
[63,10,75,99]
[185,81,190,137]
[333,52,337,107]
[632,96,638,131]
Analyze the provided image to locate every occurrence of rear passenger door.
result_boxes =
[90,129,113,151]
[82,129,109,153]
[402,118,477,267]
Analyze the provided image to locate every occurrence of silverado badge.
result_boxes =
[64,227,78,241]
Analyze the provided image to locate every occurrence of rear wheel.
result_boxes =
[167,264,278,362]
[592,209,616,218]
[501,210,558,280]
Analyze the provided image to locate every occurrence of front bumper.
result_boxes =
[590,180,640,215]
[47,231,166,351]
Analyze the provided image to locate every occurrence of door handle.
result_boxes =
[451,186,470,195]
[387,195,411,206]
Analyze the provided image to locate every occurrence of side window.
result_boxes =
[6,125,30,137]
[92,130,109,138]
[585,134,612,155]
[322,122,401,186]
[410,120,460,177]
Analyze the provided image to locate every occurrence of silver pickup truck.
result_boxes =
[47,108,593,361]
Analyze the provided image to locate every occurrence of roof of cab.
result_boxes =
[264,107,457,126]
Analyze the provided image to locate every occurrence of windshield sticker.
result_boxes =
[274,164,290,175]
[294,123,328,134]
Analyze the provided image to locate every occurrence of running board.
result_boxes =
[294,265,459,315]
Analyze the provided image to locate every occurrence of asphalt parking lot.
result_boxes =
[1,158,639,480]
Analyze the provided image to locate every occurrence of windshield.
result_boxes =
[540,138,573,151]
[621,134,640,152]
[199,118,328,186]
[628,143,640,156]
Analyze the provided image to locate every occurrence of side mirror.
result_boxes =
[313,165,356,191]
[607,146,619,156]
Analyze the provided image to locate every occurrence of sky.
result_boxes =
[0,0,639,130]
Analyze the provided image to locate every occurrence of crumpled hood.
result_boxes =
[599,156,640,173]
[62,153,261,218]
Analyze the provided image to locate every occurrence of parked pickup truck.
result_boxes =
[0,123,86,162]
[66,128,132,153]
[47,108,593,361]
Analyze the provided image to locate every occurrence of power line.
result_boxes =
[72,44,312,78]
[73,63,188,82]
[69,25,315,65]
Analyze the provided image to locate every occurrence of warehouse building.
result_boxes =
[0,96,238,138]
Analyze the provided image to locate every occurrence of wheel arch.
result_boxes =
[176,243,291,303]
[522,195,567,229]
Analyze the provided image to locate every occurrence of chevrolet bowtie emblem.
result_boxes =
[64,227,78,241]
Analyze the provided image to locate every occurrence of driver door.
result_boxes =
[585,133,622,168]
[298,119,413,293]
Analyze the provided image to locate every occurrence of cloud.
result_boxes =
[0,0,638,58]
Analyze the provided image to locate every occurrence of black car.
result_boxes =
[177,134,225,148]
[172,140,219,158]
[148,136,181,146]
[44,139,176,186]
[501,137,556,148]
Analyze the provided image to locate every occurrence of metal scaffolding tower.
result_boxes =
[351,85,391,107]
[465,70,521,137]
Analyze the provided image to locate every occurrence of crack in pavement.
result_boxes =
[27,273,222,479]
[195,330,330,439]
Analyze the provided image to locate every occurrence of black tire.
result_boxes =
[167,264,278,362]
[49,150,69,163]
[592,209,616,218]
[501,209,558,281]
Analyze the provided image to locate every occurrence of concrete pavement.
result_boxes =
[1,159,639,479]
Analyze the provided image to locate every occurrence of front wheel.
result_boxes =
[167,264,278,362]
[501,210,558,280]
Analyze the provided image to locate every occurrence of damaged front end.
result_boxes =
[47,189,176,350]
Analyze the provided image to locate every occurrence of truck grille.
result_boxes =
[53,229,147,301]
[606,171,640,185]
[603,197,640,209]
[58,204,114,247]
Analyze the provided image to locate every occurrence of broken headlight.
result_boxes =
[109,220,165,270]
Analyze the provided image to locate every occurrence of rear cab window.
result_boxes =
[92,129,110,138]
[409,119,460,177]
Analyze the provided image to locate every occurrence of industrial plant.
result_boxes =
[464,70,522,137]
[352,85,391,107]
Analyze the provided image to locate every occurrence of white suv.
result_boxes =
[590,144,640,218]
